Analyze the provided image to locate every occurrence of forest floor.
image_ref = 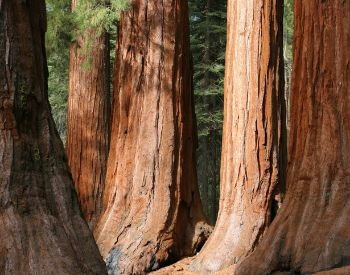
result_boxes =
[151,257,194,274]
[151,257,236,274]
[152,259,350,274]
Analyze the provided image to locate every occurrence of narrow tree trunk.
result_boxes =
[66,0,111,229]
[237,1,350,274]
[199,142,210,219]
[0,1,106,274]
[190,0,286,272]
[94,0,211,273]
[209,131,218,222]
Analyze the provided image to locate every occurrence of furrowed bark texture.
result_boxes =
[67,0,111,229]
[0,0,106,274]
[190,0,286,272]
[237,1,350,274]
[94,0,211,273]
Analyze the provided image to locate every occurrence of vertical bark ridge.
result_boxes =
[189,0,286,272]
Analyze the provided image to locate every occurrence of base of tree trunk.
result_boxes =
[94,0,212,273]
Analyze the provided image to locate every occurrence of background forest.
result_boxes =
[46,0,293,224]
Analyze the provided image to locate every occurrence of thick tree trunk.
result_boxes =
[94,0,211,273]
[237,1,350,274]
[66,0,111,229]
[189,0,286,272]
[0,0,106,274]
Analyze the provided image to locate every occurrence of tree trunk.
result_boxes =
[198,142,210,220]
[0,1,106,274]
[66,0,111,229]
[94,0,211,273]
[209,131,218,223]
[201,139,210,217]
[237,1,350,274]
[189,0,286,272]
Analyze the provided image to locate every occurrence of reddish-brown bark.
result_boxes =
[236,1,350,274]
[66,0,111,229]
[94,0,211,273]
[0,0,106,274]
[189,0,286,272]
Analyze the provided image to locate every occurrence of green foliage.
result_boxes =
[284,0,294,79]
[46,1,72,50]
[190,2,226,138]
[189,0,226,222]
[45,0,129,141]
[46,0,71,141]
[72,0,129,67]
[47,53,69,141]
[284,0,294,128]
[73,0,129,37]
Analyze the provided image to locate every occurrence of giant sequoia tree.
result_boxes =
[94,0,211,273]
[236,1,350,273]
[190,0,286,272]
[66,0,111,229]
[0,0,106,273]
